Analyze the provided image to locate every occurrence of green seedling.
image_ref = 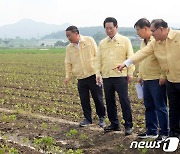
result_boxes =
[34,136,55,152]
[79,133,88,141]
[41,122,48,130]
[66,129,78,138]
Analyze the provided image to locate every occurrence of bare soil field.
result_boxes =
[0,49,179,153]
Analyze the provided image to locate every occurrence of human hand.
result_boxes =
[64,78,70,86]
[96,75,102,86]
[159,78,166,86]
[137,78,143,84]
[128,75,133,83]
[112,63,126,72]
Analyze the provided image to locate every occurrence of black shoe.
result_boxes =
[125,127,132,136]
[79,119,92,127]
[104,125,120,132]
[138,132,158,139]
[155,135,168,142]
[169,132,180,138]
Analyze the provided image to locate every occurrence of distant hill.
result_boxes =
[42,26,141,46]
[42,22,180,40]
[0,19,71,39]
[0,19,179,40]
[42,26,137,40]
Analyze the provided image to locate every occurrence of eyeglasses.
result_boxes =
[151,28,158,33]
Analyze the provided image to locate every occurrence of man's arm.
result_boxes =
[94,45,102,85]
[137,63,143,84]
[126,39,135,78]
[90,37,98,57]
[159,69,167,85]
[114,41,155,71]
[64,48,72,86]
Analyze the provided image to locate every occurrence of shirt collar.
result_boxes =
[167,29,174,40]
[149,36,154,42]
[73,42,80,49]
[108,33,118,42]
[79,35,85,42]
[157,40,166,44]
[144,36,153,45]
[71,35,84,49]
[157,28,174,44]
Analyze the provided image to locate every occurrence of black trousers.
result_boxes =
[166,81,180,135]
[77,75,105,123]
[103,77,133,128]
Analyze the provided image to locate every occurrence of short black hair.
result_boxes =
[65,26,79,34]
[134,18,150,29]
[103,17,118,28]
[151,19,168,29]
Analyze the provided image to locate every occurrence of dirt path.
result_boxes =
[1,107,175,154]
[0,107,105,132]
[0,107,138,154]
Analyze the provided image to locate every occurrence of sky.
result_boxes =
[0,0,180,28]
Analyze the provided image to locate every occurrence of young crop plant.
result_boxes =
[105,117,110,125]
[66,148,84,154]
[0,99,5,104]
[41,122,48,130]
[34,136,56,152]
[79,133,88,141]
[66,129,78,138]
[51,124,58,131]
[9,147,19,154]
[33,136,65,153]
[0,144,19,154]
[1,114,17,123]
[116,144,125,153]
[22,137,30,145]
[138,147,149,154]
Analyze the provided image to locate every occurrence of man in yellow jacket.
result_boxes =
[64,26,105,127]
[95,17,135,135]
[134,18,168,141]
[115,19,180,138]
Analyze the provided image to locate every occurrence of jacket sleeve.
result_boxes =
[94,44,102,77]
[137,62,143,79]
[126,39,135,76]
[65,47,72,80]
[130,41,154,64]
[159,69,167,79]
[90,37,98,57]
